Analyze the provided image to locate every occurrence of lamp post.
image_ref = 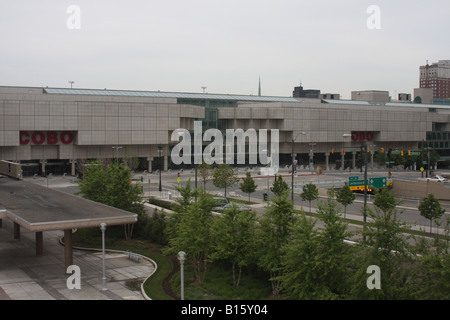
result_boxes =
[291,132,306,202]
[100,223,107,291]
[362,141,368,242]
[178,131,198,192]
[158,146,162,192]
[309,142,316,175]
[343,134,368,241]
[112,146,122,162]
[262,148,271,193]
[177,251,186,300]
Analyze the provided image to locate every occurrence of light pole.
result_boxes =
[178,131,198,191]
[158,146,162,192]
[291,131,306,201]
[177,251,186,300]
[100,223,107,291]
[263,148,271,193]
[112,146,122,162]
[362,141,368,242]
[309,142,316,175]
[343,134,368,241]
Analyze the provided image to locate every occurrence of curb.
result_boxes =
[58,235,158,300]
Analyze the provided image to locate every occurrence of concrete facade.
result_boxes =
[1,85,449,175]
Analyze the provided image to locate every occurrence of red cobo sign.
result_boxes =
[20,131,75,145]
[351,131,374,142]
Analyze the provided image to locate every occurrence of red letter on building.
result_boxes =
[32,132,45,145]
[60,132,74,144]
[47,132,58,145]
[20,132,30,145]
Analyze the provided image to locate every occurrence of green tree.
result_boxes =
[76,160,108,203]
[373,187,402,217]
[174,179,198,210]
[336,183,355,219]
[270,175,290,197]
[300,183,319,213]
[279,212,321,299]
[212,163,238,197]
[411,216,450,299]
[280,189,353,299]
[239,172,257,203]
[315,188,353,298]
[210,204,257,286]
[256,192,295,298]
[198,161,212,191]
[77,161,145,240]
[418,193,446,233]
[374,151,388,167]
[165,191,216,284]
[350,203,414,299]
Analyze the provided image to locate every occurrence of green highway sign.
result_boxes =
[368,177,387,189]
[410,152,420,156]
[348,177,388,189]
[349,179,365,187]
[349,176,360,181]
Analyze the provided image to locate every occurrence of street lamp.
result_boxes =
[177,251,186,300]
[262,148,271,193]
[158,146,162,192]
[178,131,198,192]
[291,131,306,201]
[361,141,368,242]
[100,223,107,291]
[343,134,368,241]
[112,146,122,162]
[308,142,316,175]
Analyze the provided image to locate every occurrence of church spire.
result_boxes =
[258,76,261,96]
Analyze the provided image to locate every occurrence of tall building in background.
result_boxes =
[419,60,450,100]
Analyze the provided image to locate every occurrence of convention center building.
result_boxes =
[0,86,449,177]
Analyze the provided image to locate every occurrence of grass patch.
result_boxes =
[170,261,273,300]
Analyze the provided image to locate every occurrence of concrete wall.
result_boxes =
[392,179,450,201]
[0,160,22,179]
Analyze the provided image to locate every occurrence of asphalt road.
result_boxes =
[28,167,450,234]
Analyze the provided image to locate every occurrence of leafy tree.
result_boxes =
[280,189,353,299]
[279,212,321,299]
[143,209,168,245]
[210,204,257,286]
[270,175,290,197]
[374,151,388,167]
[350,203,414,299]
[336,183,355,219]
[164,191,216,284]
[418,193,446,233]
[77,161,145,240]
[76,160,108,203]
[212,163,238,197]
[173,179,198,210]
[300,183,319,213]
[239,172,257,203]
[315,188,353,297]
[198,161,212,191]
[411,216,450,299]
[373,187,402,217]
[256,191,295,298]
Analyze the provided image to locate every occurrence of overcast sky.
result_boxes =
[0,0,448,99]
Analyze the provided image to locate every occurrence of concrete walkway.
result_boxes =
[0,218,155,300]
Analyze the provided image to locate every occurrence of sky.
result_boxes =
[0,0,449,99]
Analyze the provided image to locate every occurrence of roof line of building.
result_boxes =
[322,99,450,109]
[43,87,300,103]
